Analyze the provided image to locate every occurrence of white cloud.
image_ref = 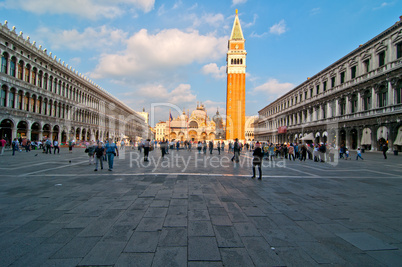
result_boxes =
[184,12,225,28]
[37,26,128,51]
[250,31,268,38]
[202,63,226,79]
[310,7,321,15]
[252,78,294,97]
[69,57,81,67]
[232,0,247,5]
[373,2,393,10]
[243,14,258,28]
[270,20,287,35]
[91,28,227,80]
[0,0,155,19]
[124,83,197,105]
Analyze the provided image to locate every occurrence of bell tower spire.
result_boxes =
[226,9,247,140]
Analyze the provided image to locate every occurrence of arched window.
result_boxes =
[240,59,243,64]
[378,85,388,108]
[17,91,23,110]
[0,86,6,107]
[10,57,16,77]
[32,67,37,85]
[1,53,8,74]
[237,59,240,64]
[231,59,234,65]
[17,60,23,80]
[8,90,15,108]
[43,74,48,90]
[49,76,53,92]
[38,71,43,88]
[24,64,31,82]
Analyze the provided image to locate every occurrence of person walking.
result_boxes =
[0,137,6,155]
[94,142,105,171]
[45,139,52,154]
[209,140,214,154]
[288,144,295,161]
[87,142,96,165]
[68,139,73,153]
[53,139,60,154]
[161,139,167,158]
[300,144,307,161]
[203,141,207,154]
[12,138,19,156]
[217,141,221,155]
[382,143,388,159]
[143,139,150,162]
[231,138,240,163]
[221,141,225,153]
[356,147,364,160]
[251,142,263,179]
[105,139,119,171]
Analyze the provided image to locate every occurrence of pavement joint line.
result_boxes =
[18,160,89,177]
[16,173,402,179]
[365,169,401,177]
[282,165,319,177]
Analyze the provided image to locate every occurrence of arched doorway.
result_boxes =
[209,132,216,140]
[82,129,86,141]
[17,121,28,139]
[52,125,60,141]
[170,132,177,140]
[350,129,358,149]
[339,129,346,147]
[201,132,207,141]
[76,128,81,140]
[43,124,51,139]
[0,119,14,144]
[86,129,91,141]
[31,122,41,141]
[315,132,320,144]
[377,126,388,150]
[95,130,99,141]
[189,130,197,142]
[322,131,328,144]
[61,130,67,143]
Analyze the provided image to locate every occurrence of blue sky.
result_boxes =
[1,0,401,125]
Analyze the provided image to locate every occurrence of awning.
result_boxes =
[322,131,328,137]
[301,133,315,141]
[377,126,388,140]
[315,132,320,137]
[361,128,372,145]
[394,126,402,146]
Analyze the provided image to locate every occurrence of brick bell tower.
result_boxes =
[226,9,246,140]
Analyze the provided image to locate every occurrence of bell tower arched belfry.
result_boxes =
[226,9,246,140]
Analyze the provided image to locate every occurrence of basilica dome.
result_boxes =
[191,104,207,119]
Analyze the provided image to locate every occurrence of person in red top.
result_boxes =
[0,137,6,155]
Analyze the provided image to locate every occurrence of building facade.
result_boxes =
[0,21,148,144]
[226,9,247,140]
[256,17,402,151]
[155,103,226,142]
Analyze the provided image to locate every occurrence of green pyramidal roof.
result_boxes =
[230,11,244,40]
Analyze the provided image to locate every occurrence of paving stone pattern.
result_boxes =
[0,147,402,266]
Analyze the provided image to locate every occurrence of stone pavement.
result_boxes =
[0,147,402,266]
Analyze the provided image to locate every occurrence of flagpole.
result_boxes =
[169,109,171,141]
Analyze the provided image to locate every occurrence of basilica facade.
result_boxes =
[0,21,149,144]
[255,16,402,151]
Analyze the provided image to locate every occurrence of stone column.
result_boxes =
[27,129,32,140]
[335,99,340,117]
[388,80,393,106]
[38,130,43,141]
[371,87,377,109]
[327,102,332,118]
[312,107,317,121]
[345,95,351,115]
[357,91,362,112]
[12,128,17,140]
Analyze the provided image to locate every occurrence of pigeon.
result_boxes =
[34,154,38,156]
